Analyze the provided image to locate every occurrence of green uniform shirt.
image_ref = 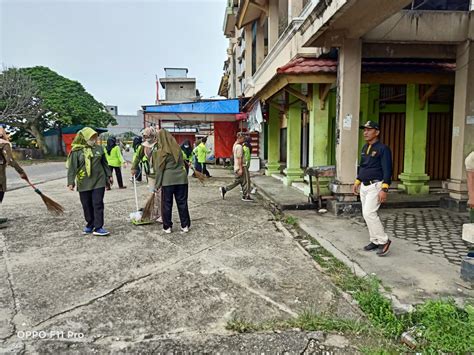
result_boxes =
[154,152,188,188]
[196,142,210,164]
[104,146,124,167]
[0,142,25,192]
[243,145,251,167]
[67,146,112,192]
[132,145,155,179]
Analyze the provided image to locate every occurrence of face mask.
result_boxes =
[184,145,189,148]
[87,139,96,146]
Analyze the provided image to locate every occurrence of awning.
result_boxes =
[143,99,241,122]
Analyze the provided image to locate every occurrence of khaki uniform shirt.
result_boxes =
[0,142,25,192]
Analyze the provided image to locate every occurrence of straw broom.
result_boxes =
[189,164,206,184]
[25,178,65,215]
[141,192,155,221]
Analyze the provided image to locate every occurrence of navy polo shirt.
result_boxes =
[357,141,393,185]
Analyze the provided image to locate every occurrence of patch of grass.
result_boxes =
[302,232,474,351]
[410,300,474,352]
[284,215,298,226]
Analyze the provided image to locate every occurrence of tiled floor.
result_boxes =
[378,209,471,265]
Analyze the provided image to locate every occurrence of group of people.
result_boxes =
[0,120,403,257]
[67,127,192,236]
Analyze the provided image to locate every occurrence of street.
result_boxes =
[0,164,363,353]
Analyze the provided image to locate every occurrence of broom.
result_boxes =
[141,191,156,222]
[25,178,65,215]
[189,164,206,184]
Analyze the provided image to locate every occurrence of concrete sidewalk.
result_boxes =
[253,174,474,306]
[0,167,363,353]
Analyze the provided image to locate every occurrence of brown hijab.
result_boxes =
[156,129,181,170]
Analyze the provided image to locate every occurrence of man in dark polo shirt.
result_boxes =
[352,121,393,257]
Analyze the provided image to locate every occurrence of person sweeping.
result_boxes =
[104,136,127,190]
[131,127,162,223]
[180,139,193,176]
[67,127,112,236]
[0,126,28,225]
[155,129,190,234]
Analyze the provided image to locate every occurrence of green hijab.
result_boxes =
[156,129,181,170]
[68,127,98,177]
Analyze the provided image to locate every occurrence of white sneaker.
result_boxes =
[251,187,257,194]
[181,226,190,233]
[163,228,172,234]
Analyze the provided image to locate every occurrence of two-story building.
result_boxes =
[220,0,474,212]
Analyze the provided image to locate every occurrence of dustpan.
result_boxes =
[130,176,153,225]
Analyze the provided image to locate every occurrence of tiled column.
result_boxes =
[265,105,281,176]
[283,93,303,186]
[443,41,474,209]
[399,84,430,194]
[305,84,331,195]
[332,38,362,200]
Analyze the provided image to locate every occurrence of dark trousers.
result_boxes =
[79,187,105,230]
[161,184,190,230]
[0,191,4,203]
[195,162,211,177]
[108,166,124,188]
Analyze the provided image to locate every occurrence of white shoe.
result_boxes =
[163,228,172,234]
[181,226,189,233]
[251,187,257,194]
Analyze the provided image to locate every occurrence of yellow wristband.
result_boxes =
[354,179,361,185]
[382,183,389,189]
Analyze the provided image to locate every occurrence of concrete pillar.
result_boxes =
[443,41,474,207]
[332,38,362,199]
[268,0,279,50]
[398,84,430,194]
[288,0,303,20]
[265,105,281,176]
[256,22,265,68]
[358,84,380,154]
[244,24,253,81]
[283,93,303,186]
[305,84,331,195]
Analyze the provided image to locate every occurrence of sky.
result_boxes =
[0,0,229,115]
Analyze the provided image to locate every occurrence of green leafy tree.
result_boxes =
[0,66,116,154]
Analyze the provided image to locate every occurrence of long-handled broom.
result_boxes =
[141,191,156,222]
[25,178,65,215]
[189,164,206,184]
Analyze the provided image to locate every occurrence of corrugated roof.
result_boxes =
[277,57,456,75]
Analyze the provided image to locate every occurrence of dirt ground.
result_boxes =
[0,167,363,353]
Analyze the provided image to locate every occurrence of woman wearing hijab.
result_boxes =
[131,127,162,222]
[180,139,193,175]
[67,127,113,236]
[0,126,28,225]
[131,136,143,182]
[155,129,190,234]
[104,136,126,189]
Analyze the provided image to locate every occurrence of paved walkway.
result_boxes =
[253,174,474,306]
[0,167,362,353]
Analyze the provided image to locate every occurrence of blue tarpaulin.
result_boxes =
[143,99,240,115]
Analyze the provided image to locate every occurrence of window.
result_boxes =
[405,0,469,11]
[251,21,257,75]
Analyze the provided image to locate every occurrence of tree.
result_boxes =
[0,66,116,154]
[0,67,47,151]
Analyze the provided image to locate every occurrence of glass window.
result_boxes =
[405,0,469,11]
